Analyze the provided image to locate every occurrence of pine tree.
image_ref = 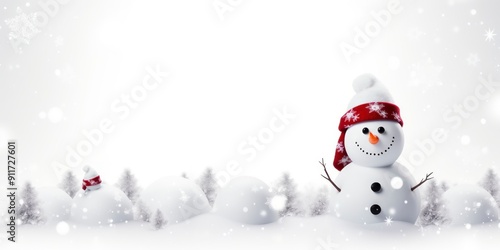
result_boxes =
[181,172,188,179]
[197,168,218,206]
[310,187,329,216]
[58,171,79,198]
[153,209,166,230]
[479,168,500,207]
[276,172,303,217]
[117,169,140,204]
[418,180,449,227]
[135,199,151,222]
[440,181,449,193]
[18,182,44,225]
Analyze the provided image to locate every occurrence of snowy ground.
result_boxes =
[5,214,500,250]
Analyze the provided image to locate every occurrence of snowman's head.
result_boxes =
[333,74,405,171]
[344,120,404,167]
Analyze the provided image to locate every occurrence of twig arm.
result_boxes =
[319,158,341,192]
[411,172,434,191]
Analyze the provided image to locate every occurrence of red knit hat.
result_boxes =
[333,102,403,171]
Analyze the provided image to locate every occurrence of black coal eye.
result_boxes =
[362,127,369,134]
[378,127,385,134]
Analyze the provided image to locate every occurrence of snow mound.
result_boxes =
[38,187,72,222]
[141,176,211,224]
[443,184,499,226]
[71,184,133,225]
[213,176,279,225]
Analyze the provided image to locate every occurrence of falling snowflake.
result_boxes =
[384,216,393,226]
[343,109,359,122]
[4,7,40,46]
[485,28,496,42]
[407,27,425,40]
[268,195,287,211]
[467,53,480,66]
[114,194,122,202]
[338,156,351,167]
[251,185,261,193]
[54,35,64,47]
[392,112,402,122]
[408,59,443,89]
[55,65,78,85]
[336,142,344,153]
[179,191,190,203]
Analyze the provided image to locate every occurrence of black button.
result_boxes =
[371,182,382,192]
[370,204,381,215]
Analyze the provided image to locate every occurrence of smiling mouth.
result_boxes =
[355,136,395,156]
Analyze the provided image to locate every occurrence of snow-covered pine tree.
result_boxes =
[418,180,449,227]
[276,172,303,217]
[135,199,151,222]
[197,167,218,206]
[153,209,166,230]
[117,169,140,204]
[440,181,449,193]
[18,182,44,225]
[479,168,500,207]
[309,186,330,216]
[58,170,79,198]
[181,172,188,179]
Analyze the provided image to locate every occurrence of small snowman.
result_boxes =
[72,165,134,225]
[322,74,433,224]
[81,165,102,192]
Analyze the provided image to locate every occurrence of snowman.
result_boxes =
[322,74,433,224]
[81,165,102,191]
[72,165,134,225]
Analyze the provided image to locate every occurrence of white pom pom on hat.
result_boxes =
[82,165,99,179]
[347,74,395,109]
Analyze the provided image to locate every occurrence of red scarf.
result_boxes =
[82,175,102,190]
[333,102,403,171]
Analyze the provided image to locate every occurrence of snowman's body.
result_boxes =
[332,162,421,224]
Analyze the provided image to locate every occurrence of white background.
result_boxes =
[0,0,499,191]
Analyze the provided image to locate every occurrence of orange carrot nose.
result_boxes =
[369,132,379,144]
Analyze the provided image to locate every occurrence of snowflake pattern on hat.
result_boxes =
[366,102,388,118]
[343,109,359,122]
[336,142,345,153]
